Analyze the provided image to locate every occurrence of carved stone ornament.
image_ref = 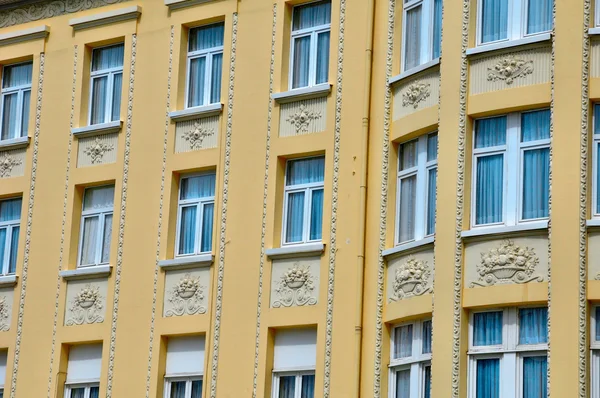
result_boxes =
[182,121,215,150]
[0,296,10,332]
[0,152,22,178]
[390,257,432,301]
[83,137,114,164]
[166,273,206,317]
[470,240,543,287]
[487,56,534,84]
[272,263,317,308]
[66,284,104,326]
[401,82,431,109]
[285,103,322,134]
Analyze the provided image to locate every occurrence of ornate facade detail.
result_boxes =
[272,264,317,308]
[65,284,104,326]
[487,56,534,84]
[0,296,10,332]
[83,137,115,164]
[182,121,215,150]
[471,240,543,287]
[285,103,322,134]
[402,82,431,108]
[390,258,432,300]
[165,273,206,316]
[0,153,22,178]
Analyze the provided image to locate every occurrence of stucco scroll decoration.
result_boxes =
[470,240,543,287]
[0,296,10,331]
[402,82,431,109]
[83,137,114,164]
[272,263,317,308]
[390,257,431,301]
[286,103,322,134]
[165,273,206,317]
[65,284,104,326]
[487,56,534,85]
[182,121,215,150]
[0,153,22,178]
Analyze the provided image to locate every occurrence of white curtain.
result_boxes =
[398,176,417,242]
[91,44,124,71]
[292,36,311,89]
[394,324,413,359]
[278,375,296,398]
[0,198,21,222]
[404,5,422,70]
[101,214,112,263]
[527,0,552,34]
[395,369,411,398]
[188,57,206,108]
[481,0,508,43]
[84,186,115,210]
[181,174,216,200]
[80,216,99,265]
[189,23,224,52]
[90,76,108,125]
[292,0,331,30]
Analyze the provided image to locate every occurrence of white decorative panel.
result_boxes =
[273,328,317,371]
[163,267,210,317]
[175,116,219,153]
[592,40,600,78]
[66,344,102,383]
[0,288,14,332]
[588,231,600,280]
[77,133,118,167]
[279,97,327,137]
[464,236,547,288]
[469,45,551,95]
[386,248,434,302]
[64,278,108,326]
[392,70,440,121]
[0,149,25,179]
[270,256,320,308]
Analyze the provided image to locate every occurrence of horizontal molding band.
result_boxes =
[158,254,214,270]
[169,103,223,122]
[164,0,213,10]
[59,265,112,280]
[271,83,331,104]
[0,24,49,46]
[266,243,325,260]
[382,236,435,259]
[72,120,122,138]
[69,5,141,31]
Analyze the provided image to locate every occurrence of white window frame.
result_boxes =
[593,105,600,218]
[288,0,331,90]
[185,23,224,109]
[0,61,32,141]
[401,0,439,73]
[77,186,114,267]
[175,172,216,257]
[272,370,315,398]
[470,110,550,229]
[88,44,124,126]
[0,198,20,276]
[591,305,600,398]
[164,375,203,398]
[64,383,99,398]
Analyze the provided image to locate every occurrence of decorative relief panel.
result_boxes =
[270,256,320,308]
[64,278,108,326]
[587,231,600,280]
[386,249,434,302]
[469,45,551,95]
[175,116,219,153]
[77,133,117,167]
[0,288,14,332]
[392,70,440,121]
[163,268,210,317]
[591,39,600,78]
[279,97,327,137]
[465,236,547,288]
[0,149,25,178]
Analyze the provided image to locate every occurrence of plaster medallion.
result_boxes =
[83,137,115,164]
[286,103,322,134]
[487,56,534,84]
[166,273,206,317]
[272,263,317,308]
[182,121,215,150]
[0,152,22,178]
[390,257,432,301]
[401,82,431,109]
[66,284,104,326]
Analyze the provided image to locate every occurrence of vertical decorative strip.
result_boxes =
[251,5,277,398]
[46,45,78,398]
[106,33,137,398]
[144,26,174,398]
[10,52,45,398]
[209,13,237,398]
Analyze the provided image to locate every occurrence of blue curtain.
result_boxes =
[101,214,112,263]
[394,324,413,359]
[523,356,547,398]
[90,75,108,124]
[1,62,32,139]
[399,176,416,243]
[188,23,224,107]
[432,0,442,59]
[111,72,122,122]
[287,157,325,186]
[422,320,432,354]
[181,174,216,199]
[21,89,30,135]
[427,169,437,236]
[481,0,508,43]
[9,226,18,274]
[292,36,311,89]
[0,198,21,221]
[424,365,432,398]
[519,308,548,345]
[92,44,124,71]
[476,359,500,398]
[89,387,99,398]
[84,186,114,210]
[596,306,600,341]
[292,0,331,30]
[191,380,203,398]
[169,381,186,398]
[309,189,323,240]
[2,62,32,88]
[527,0,552,34]
[179,206,197,255]
[404,6,422,70]
[395,369,411,398]
[521,110,550,142]
[0,229,5,274]
[476,155,504,225]
[427,134,438,162]
[473,311,503,346]
[189,23,225,52]
[210,53,223,104]
[301,374,315,398]
[286,192,305,243]
[522,148,549,219]
[278,375,296,398]
[316,31,330,84]
[1,93,17,140]
[188,57,206,108]
[475,117,506,148]
[201,203,214,252]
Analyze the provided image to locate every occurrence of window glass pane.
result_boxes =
[9,226,19,274]
[210,53,223,104]
[169,381,187,398]
[473,311,503,346]
[427,134,438,162]
[432,0,442,58]
[0,198,21,222]
[301,374,315,398]
[286,191,306,243]
[597,143,600,214]
[427,168,437,236]
[287,157,325,186]
[21,89,30,136]
[90,75,108,125]
[481,0,508,43]
[476,358,500,398]
[278,375,296,398]
[596,306,600,341]
[395,369,411,398]
[111,73,122,122]
[292,35,311,89]
[0,229,6,274]
[292,0,331,30]
[424,365,432,398]
[101,214,112,263]
[310,189,323,241]
[522,148,549,220]
[399,140,417,171]
[84,186,115,210]
[527,0,553,34]
[179,206,198,255]
[523,356,547,398]
[422,320,432,354]
[394,324,413,359]
[69,388,85,398]
[1,92,18,140]
[80,216,100,265]
[200,203,214,253]
[89,386,99,398]
[181,174,216,200]
[521,110,550,142]
[398,175,417,243]
[191,380,203,398]
[2,62,32,88]
[475,117,506,148]
[595,104,600,133]
[475,154,504,225]
[92,44,124,71]
[404,5,422,70]
[189,23,225,52]
[519,307,548,345]
[188,56,207,108]
[316,31,330,84]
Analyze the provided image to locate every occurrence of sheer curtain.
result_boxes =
[476,359,500,398]
[292,36,311,89]
[394,324,413,358]
[1,93,17,140]
[188,57,206,108]
[89,387,99,398]
[404,6,422,70]
[527,0,553,34]
[481,0,508,43]
[523,356,547,398]
[399,176,416,243]
[286,192,305,243]
[84,186,114,210]
[316,31,330,84]
[3,62,33,88]
[286,155,326,184]
[292,0,331,30]
[424,365,432,398]
[422,320,432,354]
[181,174,216,200]
[189,23,224,107]
[80,217,100,265]
[92,44,124,71]
[189,23,224,52]
[1,62,32,140]
[0,198,22,222]
[473,311,503,346]
[179,206,197,255]
[111,73,122,121]
[170,381,186,398]
[519,308,548,345]
[521,110,550,220]
[91,44,124,125]
[395,369,411,398]
[201,203,214,253]
[210,53,223,104]
[90,76,108,125]
[69,388,85,398]
[432,0,442,59]
[101,214,112,263]
[309,189,323,240]
[301,374,315,398]
[191,380,203,398]
[278,375,296,398]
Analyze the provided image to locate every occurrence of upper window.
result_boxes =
[78,185,114,267]
[1,62,32,141]
[389,319,432,398]
[290,0,331,90]
[176,173,216,256]
[64,344,102,398]
[477,0,553,46]
[187,23,224,108]
[89,44,124,125]
[272,328,316,398]
[283,156,325,245]
[0,350,6,398]
[164,336,205,398]
[592,104,600,217]
[402,0,442,72]
[396,133,437,245]
[472,109,550,228]
[0,198,21,275]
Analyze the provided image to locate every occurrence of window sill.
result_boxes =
[587,219,600,228]
[158,254,214,270]
[59,265,112,280]
[265,243,325,260]
[465,33,551,57]
[0,275,18,288]
[68,5,141,31]
[72,121,122,138]
[388,58,440,86]
[169,103,223,122]
[0,136,29,151]
[164,0,213,9]
[590,27,600,35]
[382,236,435,259]
[271,83,331,104]
[0,25,49,47]
[461,221,548,240]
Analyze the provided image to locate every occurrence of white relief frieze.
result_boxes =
[0,152,22,178]
[83,137,115,164]
[487,56,534,85]
[165,273,207,317]
[401,82,431,109]
[390,257,432,301]
[182,121,215,150]
[285,103,322,134]
[0,296,10,331]
[65,284,104,326]
[272,263,317,308]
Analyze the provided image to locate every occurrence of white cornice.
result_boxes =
[0,24,49,46]
[164,0,213,10]
[69,5,141,31]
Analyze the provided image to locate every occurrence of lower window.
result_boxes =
[165,377,202,398]
[64,384,99,398]
[273,372,315,398]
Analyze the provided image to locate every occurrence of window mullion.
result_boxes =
[505,114,519,226]
[2,227,10,275]
[195,203,202,255]
[303,188,312,243]
[295,374,302,398]
[415,137,427,240]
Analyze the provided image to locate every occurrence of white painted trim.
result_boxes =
[0,25,49,47]
[461,220,548,239]
[466,33,551,56]
[271,83,331,104]
[71,120,122,138]
[389,58,440,86]
[158,254,214,270]
[0,136,29,150]
[0,275,18,288]
[590,27,600,35]
[587,219,600,228]
[382,236,434,258]
[69,6,141,31]
[164,0,213,10]
[59,265,112,280]
[265,243,325,260]
[169,103,223,122]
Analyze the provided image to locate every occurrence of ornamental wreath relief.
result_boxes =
[66,284,104,326]
[165,273,206,317]
[272,263,317,308]
[286,104,322,134]
[390,257,432,301]
[182,121,215,150]
[401,82,431,109]
[487,56,534,85]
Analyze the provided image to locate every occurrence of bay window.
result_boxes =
[64,344,102,398]
[272,328,316,398]
[89,44,124,125]
[402,0,442,72]
[0,198,21,275]
[78,185,114,267]
[176,173,215,256]
[186,23,224,108]
[1,62,32,141]
[164,336,205,398]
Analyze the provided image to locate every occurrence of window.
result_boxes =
[389,319,432,398]
[1,62,32,141]
[477,0,553,46]
[592,105,600,217]
[164,336,205,398]
[89,44,124,125]
[64,344,102,398]
[283,157,325,245]
[78,186,114,267]
[272,328,317,398]
[0,198,21,275]
[0,351,6,398]
[176,173,215,256]
[592,306,600,397]
[186,23,224,108]
[289,0,331,90]
[468,307,548,398]
[396,133,437,245]
[472,109,550,228]
[402,0,442,72]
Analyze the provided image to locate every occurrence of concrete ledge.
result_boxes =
[165,0,213,10]
[0,136,29,151]
[69,6,141,31]
[72,120,122,138]
[461,221,548,240]
[388,58,440,86]
[0,25,49,47]
[466,33,551,57]
[169,103,223,122]
[266,243,325,260]
[0,275,18,288]
[59,265,112,280]
[271,83,331,104]
[158,254,214,270]
[382,236,435,259]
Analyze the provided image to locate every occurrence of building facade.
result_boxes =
[0,0,592,397]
